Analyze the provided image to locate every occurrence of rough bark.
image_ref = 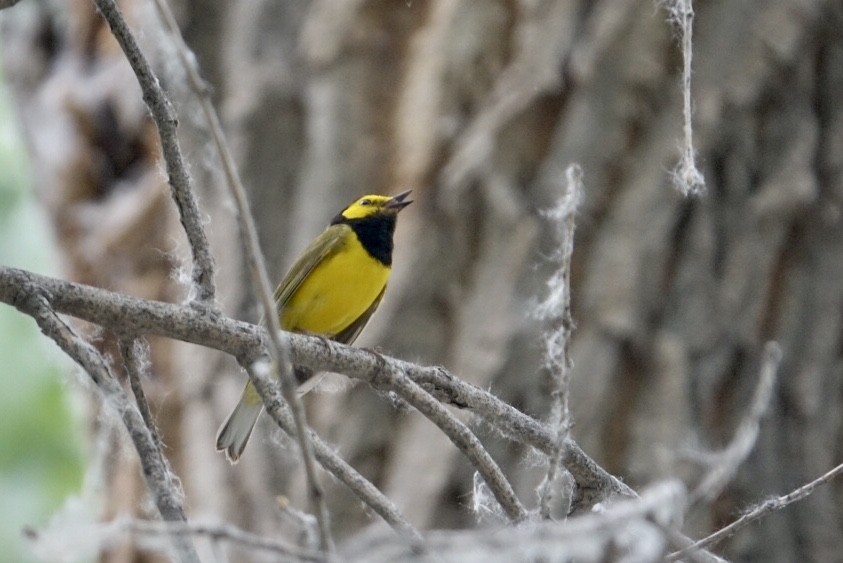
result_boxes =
[3,0,842,561]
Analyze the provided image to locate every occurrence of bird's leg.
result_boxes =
[359,346,390,387]
[297,329,333,350]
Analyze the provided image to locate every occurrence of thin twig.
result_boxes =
[668,460,843,560]
[14,292,199,563]
[91,0,216,304]
[691,342,781,503]
[0,267,632,505]
[124,518,325,562]
[651,519,726,563]
[119,338,163,451]
[28,515,325,563]
[537,164,582,519]
[149,0,334,551]
[376,363,528,523]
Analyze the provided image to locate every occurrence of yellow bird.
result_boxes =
[216,190,412,462]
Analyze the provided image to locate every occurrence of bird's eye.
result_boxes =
[360,199,372,206]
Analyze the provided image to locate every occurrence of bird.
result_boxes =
[216,190,413,462]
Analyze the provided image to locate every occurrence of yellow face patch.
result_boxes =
[340,195,396,220]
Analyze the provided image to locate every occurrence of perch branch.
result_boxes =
[0,266,632,506]
[6,268,735,560]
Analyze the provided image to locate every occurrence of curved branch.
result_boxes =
[92,0,216,304]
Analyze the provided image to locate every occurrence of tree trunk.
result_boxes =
[3,0,841,561]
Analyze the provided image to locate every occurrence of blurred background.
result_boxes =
[0,0,841,562]
[0,60,84,562]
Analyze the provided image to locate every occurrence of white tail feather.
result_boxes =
[216,400,263,464]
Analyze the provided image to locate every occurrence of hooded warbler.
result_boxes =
[216,190,412,462]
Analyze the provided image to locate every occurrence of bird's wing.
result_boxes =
[273,224,349,310]
[333,284,386,345]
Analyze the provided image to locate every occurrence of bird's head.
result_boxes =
[336,190,413,222]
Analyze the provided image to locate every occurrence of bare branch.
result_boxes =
[691,342,781,503]
[3,267,742,561]
[536,163,582,519]
[13,291,199,563]
[125,518,325,562]
[669,460,843,560]
[91,0,216,304]
[148,0,334,550]
[28,516,325,563]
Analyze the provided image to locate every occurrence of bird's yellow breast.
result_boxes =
[280,233,390,336]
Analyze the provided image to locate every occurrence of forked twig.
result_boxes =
[669,460,843,560]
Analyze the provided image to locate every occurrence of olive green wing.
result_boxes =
[333,285,386,345]
[272,224,350,312]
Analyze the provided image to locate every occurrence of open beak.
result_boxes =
[385,189,413,211]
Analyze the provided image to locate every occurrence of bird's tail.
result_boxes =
[216,383,263,464]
